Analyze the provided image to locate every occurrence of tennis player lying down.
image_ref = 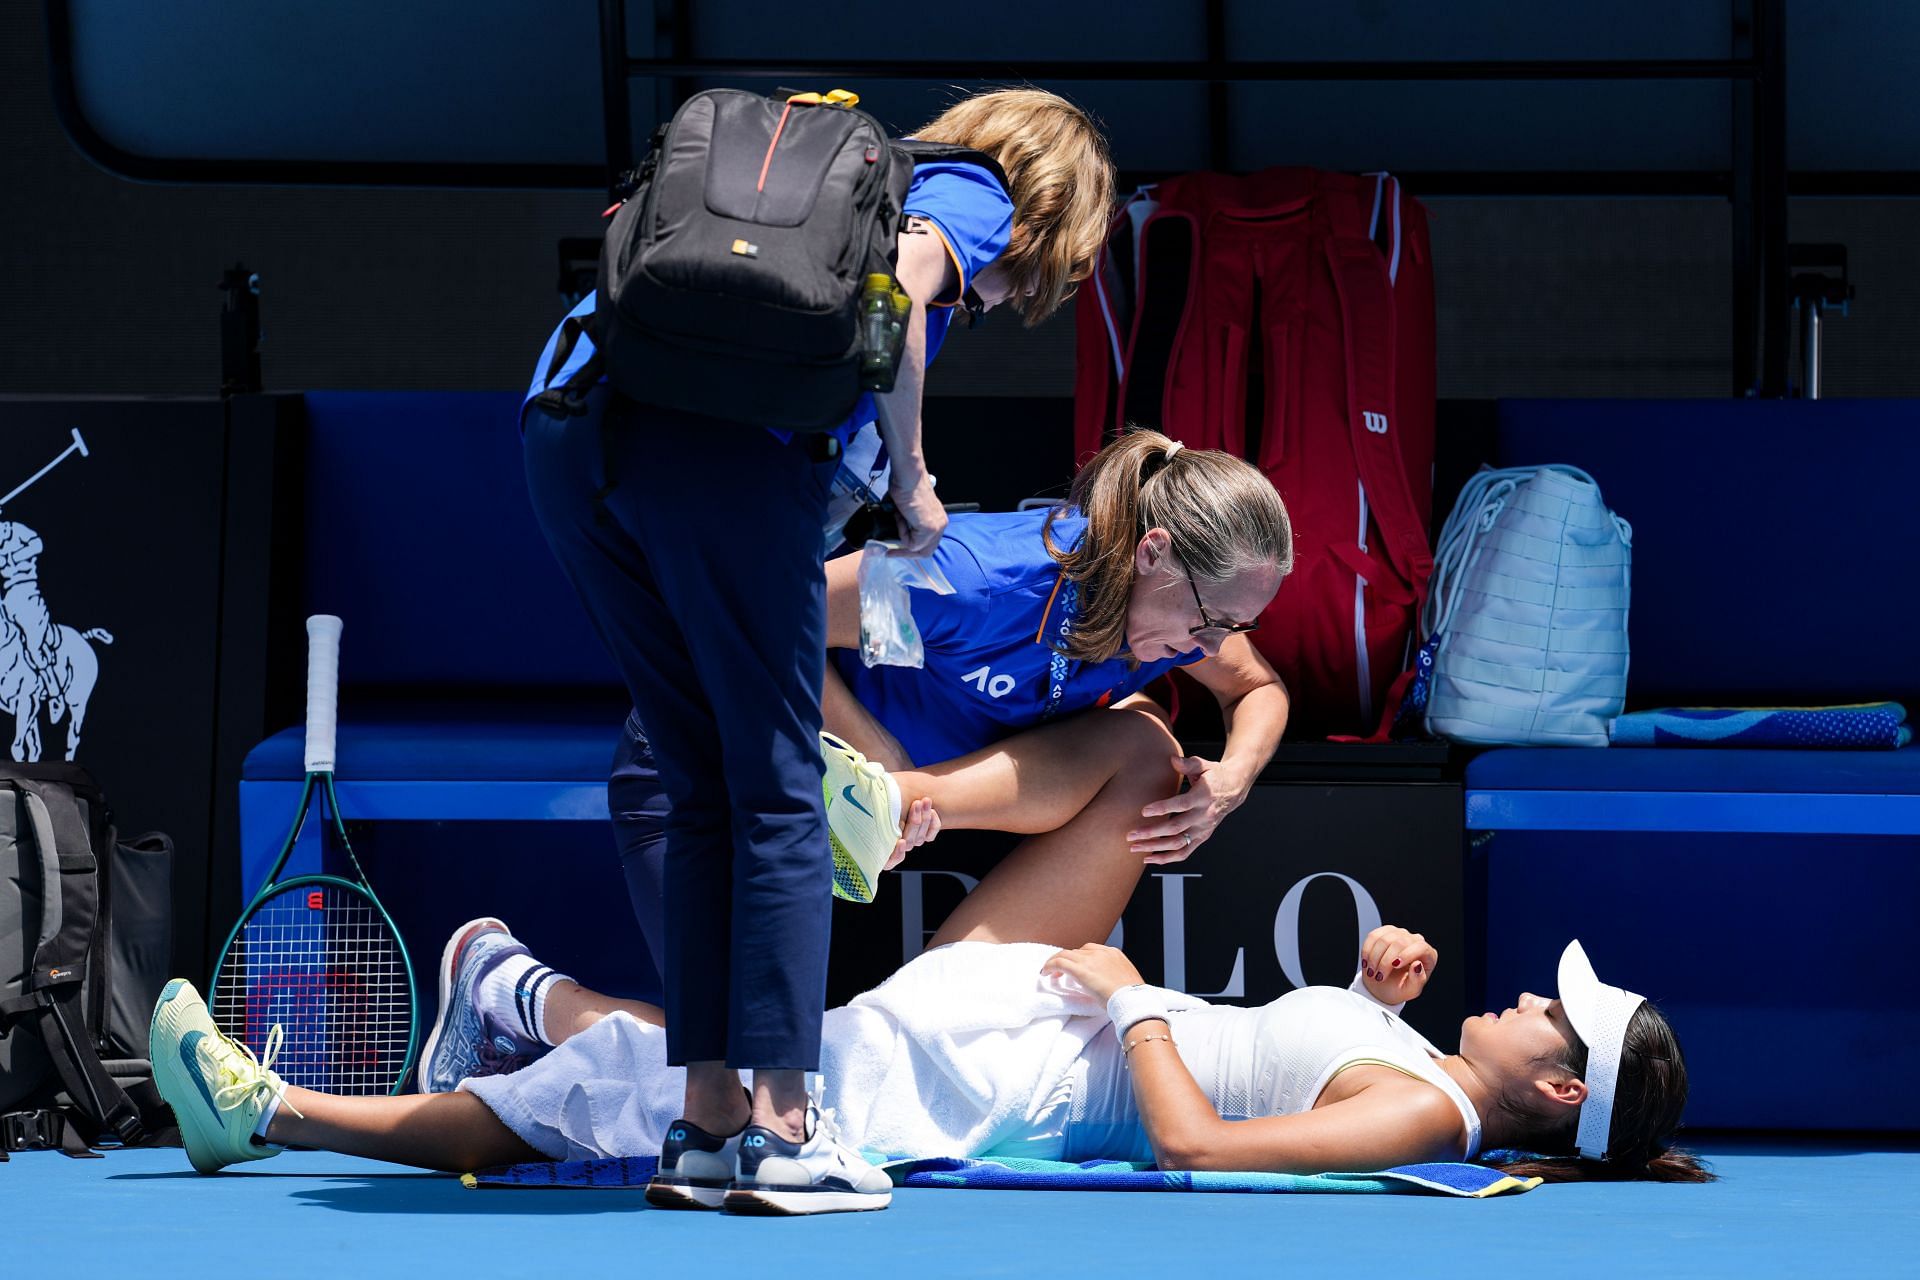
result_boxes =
[150,910,1708,1202]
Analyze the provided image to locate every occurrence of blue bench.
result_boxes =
[1469,399,1920,1129]
[1467,397,1920,838]
[240,395,637,990]
[243,392,1920,1126]
[1466,745,1920,835]
[239,392,628,910]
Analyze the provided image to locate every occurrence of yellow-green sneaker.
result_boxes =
[149,978,298,1174]
[820,732,902,905]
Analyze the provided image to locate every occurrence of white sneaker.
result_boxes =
[820,732,902,904]
[723,1102,893,1215]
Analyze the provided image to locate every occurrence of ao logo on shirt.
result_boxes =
[961,665,1016,699]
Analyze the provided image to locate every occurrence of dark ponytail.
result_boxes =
[1489,1002,1716,1184]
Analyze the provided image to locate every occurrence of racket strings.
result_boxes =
[210,883,411,1096]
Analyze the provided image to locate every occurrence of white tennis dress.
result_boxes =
[986,986,1482,1162]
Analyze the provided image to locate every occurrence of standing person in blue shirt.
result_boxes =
[818,428,1295,950]
[520,88,1115,1215]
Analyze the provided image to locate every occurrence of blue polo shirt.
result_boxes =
[832,510,1205,766]
[902,158,1014,362]
[522,161,1012,436]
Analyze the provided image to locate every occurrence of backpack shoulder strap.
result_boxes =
[529,311,604,419]
[0,780,144,1145]
[1322,179,1434,602]
[12,988,144,1145]
[1074,187,1162,456]
[890,140,1010,195]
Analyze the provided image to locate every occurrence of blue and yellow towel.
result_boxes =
[884,1156,1536,1196]
[1610,703,1911,750]
[462,1153,1538,1198]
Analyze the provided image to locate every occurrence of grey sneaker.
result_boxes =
[647,1116,747,1210]
[417,918,549,1094]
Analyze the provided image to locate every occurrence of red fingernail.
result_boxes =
[1413,963,1424,973]
[1392,959,1401,968]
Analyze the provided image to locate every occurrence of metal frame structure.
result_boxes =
[594,0,1793,393]
[41,0,1871,394]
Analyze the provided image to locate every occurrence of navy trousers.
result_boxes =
[609,708,669,989]
[524,390,837,1069]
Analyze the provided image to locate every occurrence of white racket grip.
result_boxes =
[304,614,343,774]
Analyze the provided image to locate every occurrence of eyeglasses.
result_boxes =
[1184,569,1259,638]
[961,280,1040,329]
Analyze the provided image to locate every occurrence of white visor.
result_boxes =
[1556,940,1647,1162]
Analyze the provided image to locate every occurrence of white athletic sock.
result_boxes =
[253,1093,283,1143]
[477,952,573,1046]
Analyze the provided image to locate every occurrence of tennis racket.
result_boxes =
[209,614,419,1095]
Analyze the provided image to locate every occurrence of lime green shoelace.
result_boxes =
[210,1022,304,1121]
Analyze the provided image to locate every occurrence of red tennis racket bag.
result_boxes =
[1075,169,1436,739]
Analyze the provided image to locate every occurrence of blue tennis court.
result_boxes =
[8,0,1920,1271]
[15,1137,1918,1277]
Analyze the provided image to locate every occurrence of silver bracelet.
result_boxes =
[1123,1032,1174,1064]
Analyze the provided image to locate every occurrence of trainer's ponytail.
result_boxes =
[1043,428,1291,664]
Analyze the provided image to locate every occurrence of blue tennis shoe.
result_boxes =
[418,917,549,1094]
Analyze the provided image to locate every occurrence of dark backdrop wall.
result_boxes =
[5,1,1919,402]
[5,0,1916,1001]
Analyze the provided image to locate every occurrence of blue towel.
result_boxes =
[886,1156,1536,1196]
[1610,703,1911,750]
[461,1156,659,1189]
[461,1154,1538,1198]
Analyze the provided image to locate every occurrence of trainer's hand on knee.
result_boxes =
[886,796,941,870]
[1129,755,1243,865]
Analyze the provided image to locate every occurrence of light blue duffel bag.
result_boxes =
[1422,466,1632,746]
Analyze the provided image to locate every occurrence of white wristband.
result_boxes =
[1106,984,1172,1037]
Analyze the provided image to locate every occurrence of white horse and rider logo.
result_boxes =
[0,430,109,762]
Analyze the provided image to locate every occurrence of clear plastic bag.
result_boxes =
[857,541,954,668]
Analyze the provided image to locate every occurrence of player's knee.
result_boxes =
[1112,705,1183,780]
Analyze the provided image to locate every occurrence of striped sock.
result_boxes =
[478,953,573,1047]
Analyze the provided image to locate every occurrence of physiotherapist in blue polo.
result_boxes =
[521,88,1120,1215]
[614,427,1296,991]
[817,426,1296,950]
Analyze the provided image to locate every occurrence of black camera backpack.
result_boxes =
[534,88,1007,432]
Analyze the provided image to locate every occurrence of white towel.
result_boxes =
[460,1010,689,1162]
[819,941,1102,1159]
[462,941,1206,1162]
